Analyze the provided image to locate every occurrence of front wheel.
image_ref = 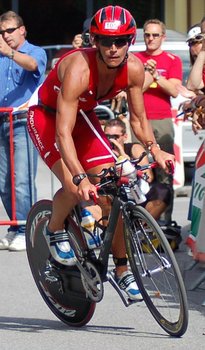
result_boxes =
[26,199,96,327]
[123,203,188,337]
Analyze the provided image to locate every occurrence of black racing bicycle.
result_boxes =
[26,153,188,336]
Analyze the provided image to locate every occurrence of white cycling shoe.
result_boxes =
[116,270,143,301]
[43,224,77,266]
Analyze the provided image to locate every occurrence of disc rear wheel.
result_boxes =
[26,200,96,327]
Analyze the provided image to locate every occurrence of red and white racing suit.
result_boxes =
[27,48,128,170]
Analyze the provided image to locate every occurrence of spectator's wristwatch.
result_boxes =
[72,173,87,186]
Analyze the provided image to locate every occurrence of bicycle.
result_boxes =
[26,152,188,336]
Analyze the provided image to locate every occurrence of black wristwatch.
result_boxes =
[72,173,87,186]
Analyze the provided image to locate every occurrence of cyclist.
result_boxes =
[27,5,175,301]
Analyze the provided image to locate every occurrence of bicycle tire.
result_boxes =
[26,199,96,327]
[123,203,188,337]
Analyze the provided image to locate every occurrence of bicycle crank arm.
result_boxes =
[75,260,97,289]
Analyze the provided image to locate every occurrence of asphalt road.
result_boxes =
[0,158,205,350]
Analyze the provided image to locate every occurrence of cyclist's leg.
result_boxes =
[28,107,78,265]
[78,108,142,298]
[49,159,78,232]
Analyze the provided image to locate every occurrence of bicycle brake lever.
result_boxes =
[166,160,175,174]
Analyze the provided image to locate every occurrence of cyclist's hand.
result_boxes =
[77,177,99,201]
[152,149,175,174]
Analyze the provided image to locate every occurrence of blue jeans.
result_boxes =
[0,119,38,235]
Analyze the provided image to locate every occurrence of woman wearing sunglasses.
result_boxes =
[186,17,205,95]
[27,6,174,301]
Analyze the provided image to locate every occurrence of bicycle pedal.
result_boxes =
[44,260,62,283]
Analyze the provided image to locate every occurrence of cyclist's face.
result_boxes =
[96,36,129,68]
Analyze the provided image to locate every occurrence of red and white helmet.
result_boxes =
[90,6,137,44]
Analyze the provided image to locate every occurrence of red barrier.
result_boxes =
[0,107,26,226]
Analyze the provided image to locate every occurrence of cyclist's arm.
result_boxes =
[56,52,98,198]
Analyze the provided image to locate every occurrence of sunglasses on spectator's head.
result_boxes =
[144,32,163,39]
[98,36,131,48]
[105,133,123,140]
[188,34,205,46]
[0,26,21,35]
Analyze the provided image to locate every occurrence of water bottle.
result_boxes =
[115,156,136,179]
[81,209,102,249]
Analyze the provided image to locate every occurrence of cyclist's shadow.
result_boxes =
[0,316,168,338]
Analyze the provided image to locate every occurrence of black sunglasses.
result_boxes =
[98,36,130,48]
[0,26,21,35]
[144,32,162,39]
[105,133,123,140]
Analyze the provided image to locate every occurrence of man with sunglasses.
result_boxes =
[135,19,182,227]
[28,6,174,301]
[0,11,47,251]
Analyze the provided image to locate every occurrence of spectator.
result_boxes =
[186,17,205,94]
[104,118,171,221]
[135,19,183,225]
[171,24,201,114]
[0,11,47,251]
[72,18,92,49]
[179,22,205,132]
[187,24,202,67]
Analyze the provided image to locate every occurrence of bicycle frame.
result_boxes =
[97,196,121,277]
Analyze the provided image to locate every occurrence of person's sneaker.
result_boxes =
[0,231,16,250]
[9,234,26,251]
[43,224,77,266]
[116,270,143,301]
